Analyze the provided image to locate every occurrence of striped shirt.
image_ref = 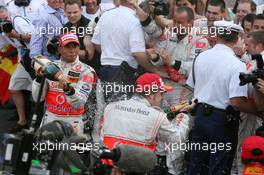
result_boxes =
[29,5,66,60]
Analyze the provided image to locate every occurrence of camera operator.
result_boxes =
[0,6,36,133]
[32,33,97,134]
[247,30,264,111]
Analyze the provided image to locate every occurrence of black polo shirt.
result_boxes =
[62,15,101,69]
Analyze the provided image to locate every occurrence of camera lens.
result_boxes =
[239,72,258,86]
[2,22,13,33]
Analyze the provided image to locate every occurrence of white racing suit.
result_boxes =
[101,95,191,152]
[143,20,210,174]
[32,57,96,134]
[143,19,210,105]
[157,33,209,105]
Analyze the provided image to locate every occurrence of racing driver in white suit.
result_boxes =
[32,33,96,134]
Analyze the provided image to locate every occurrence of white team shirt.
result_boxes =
[7,0,47,25]
[186,44,248,109]
[92,5,146,69]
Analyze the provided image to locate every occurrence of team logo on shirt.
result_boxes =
[82,84,90,91]
[83,74,94,83]
[67,71,80,83]
[56,95,65,105]
[71,64,82,72]
[196,42,207,48]
[68,71,80,77]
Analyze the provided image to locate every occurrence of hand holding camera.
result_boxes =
[0,20,13,33]
[239,54,264,86]
[148,0,169,16]
[257,78,264,95]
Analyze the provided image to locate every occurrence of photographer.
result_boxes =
[32,33,97,134]
[0,6,36,133]
[231,29,264,175]
[247,30,264,111]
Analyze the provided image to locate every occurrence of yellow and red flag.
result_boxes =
[0,44,18,104]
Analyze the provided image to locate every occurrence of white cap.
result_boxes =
[213,20,244,33]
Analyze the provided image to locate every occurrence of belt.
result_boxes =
[101,65,120,68]
[197,103,226,113]
[102,62,137,72]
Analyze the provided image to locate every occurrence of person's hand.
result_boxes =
[257,78,264,95]
[148,0,155,14]
[180,99,198,112]
[127,0,138,9]
[146,48,158,60]
[4,30,19,39]
[36,67,44,77]
[157,48,171,66]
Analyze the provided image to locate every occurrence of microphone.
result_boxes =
[113,144,157,173]
[56,138,157,173]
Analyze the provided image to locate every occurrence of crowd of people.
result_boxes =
[0,0,264,174]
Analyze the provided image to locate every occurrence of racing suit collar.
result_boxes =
[132,95,164,111]
[132,95,152,107]
[60,56,80,68]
